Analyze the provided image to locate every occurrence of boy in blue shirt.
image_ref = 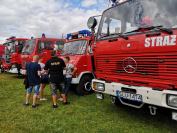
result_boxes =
[24,55,41,108]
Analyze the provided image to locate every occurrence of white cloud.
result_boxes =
[0,0,106,40]
[81,0,97,7]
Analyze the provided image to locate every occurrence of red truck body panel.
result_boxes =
[94,30,177,90]
[0,45,5,57]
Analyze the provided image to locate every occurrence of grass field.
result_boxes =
[0,73,176,133]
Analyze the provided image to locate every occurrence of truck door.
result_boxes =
[76,40,89,73]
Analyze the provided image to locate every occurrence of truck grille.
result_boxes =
[95,52,177,88]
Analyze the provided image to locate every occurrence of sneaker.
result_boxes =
[63,102,70,105]
[23,103,30,106]
[40,98,47,101]
[32,104,37,108]
[58,98,63,102]
[53,104,58,108]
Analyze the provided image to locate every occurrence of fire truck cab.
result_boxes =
[21,35,65,69]
[88,0,177,121]
[2,37,28,74]
[61,30,94,95]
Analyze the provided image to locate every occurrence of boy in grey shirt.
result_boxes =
[62,56,77,104]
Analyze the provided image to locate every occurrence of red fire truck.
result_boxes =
[21,34,65,69]
[2,37,28,74]
[60,30,94,95]
[88,0,177,121]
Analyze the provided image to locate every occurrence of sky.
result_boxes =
[0,0,108,42]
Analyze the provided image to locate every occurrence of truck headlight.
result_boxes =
[167,95,177,108]
[92,82,105,91]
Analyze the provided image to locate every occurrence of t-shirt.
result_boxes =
[39,62,47,75]
[44,57,66,84]
[65,63,74,78]
[39,62,45,70]
[26,62,41,86]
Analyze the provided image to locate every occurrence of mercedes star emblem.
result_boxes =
[123,57,137,74]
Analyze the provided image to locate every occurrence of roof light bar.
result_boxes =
[67,30,91,40]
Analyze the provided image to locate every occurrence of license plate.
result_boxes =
[117,91,143,102]
[96,93,104,100]
[172,112,177,121]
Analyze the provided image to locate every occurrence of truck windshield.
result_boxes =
[56,40,64,50]
[4,40,25,53]
[62,40,87,55]
[4,41,16,53]
[22,39,36,54]
[98,0,177,39]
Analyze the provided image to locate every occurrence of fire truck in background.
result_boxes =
[21,34,65,69]
[0,45,5,58]
[61,30,95,95]
[88,0,177,121]
[2,37,28,74]
[0,45,5,72]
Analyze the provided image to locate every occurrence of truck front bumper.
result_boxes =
[92,79,177,121]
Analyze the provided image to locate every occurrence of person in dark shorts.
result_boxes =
[38,59,48,101]
[44,51,66,108]
[24,55,41,108]
[62,56,77,104]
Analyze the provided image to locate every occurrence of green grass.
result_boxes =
[0,73,176,133]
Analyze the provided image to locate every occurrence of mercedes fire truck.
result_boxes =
[21,35,65,69]
[88,0,177,121]
[61,30,95,95]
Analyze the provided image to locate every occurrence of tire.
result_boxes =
[76,75,93,96]
[16,64,22,77]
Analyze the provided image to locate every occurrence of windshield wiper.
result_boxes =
[110,33,129,40]
[100,33,128,40]
[127,25,173,35]
[22,51,30,54]
[150,26,173,34]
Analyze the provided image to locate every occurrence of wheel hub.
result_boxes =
[84,82,92,92]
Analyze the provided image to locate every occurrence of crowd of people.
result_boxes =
[23,51,77,108]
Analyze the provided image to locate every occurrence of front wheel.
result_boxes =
[76,75,93,96]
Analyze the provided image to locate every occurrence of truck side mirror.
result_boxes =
[87,17,97,31]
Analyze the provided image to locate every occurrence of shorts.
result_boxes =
[63,77,72,95]
[40,75,49,84]
[50,82,64,96]
[26,85,40,95]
